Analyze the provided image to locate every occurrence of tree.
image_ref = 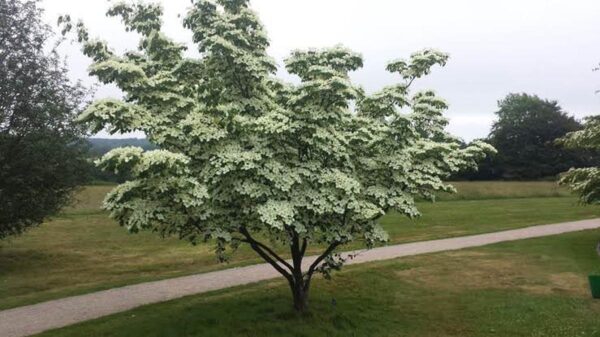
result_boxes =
[559,115,600,203]
[559,115,600,257]
[87,138,157,183]
[0,0,91,239]
[61,0,493,311]
[558,66,600,259]
[479,93,592,180]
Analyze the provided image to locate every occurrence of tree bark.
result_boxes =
[240,226,340,313]
[288,236,341,313]
[290,276,309,312]
[289,232,309,312]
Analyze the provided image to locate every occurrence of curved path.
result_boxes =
[2,218,600,337]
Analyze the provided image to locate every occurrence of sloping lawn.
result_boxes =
[1,184,598,310]
[35,229,600,337]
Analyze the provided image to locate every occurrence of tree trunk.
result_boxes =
[239,227,339,313]
[288,233,310,312]
[291,279,309,312]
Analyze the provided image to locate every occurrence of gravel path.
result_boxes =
[2,218,600,337]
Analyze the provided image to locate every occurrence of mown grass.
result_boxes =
[35,229,600,337]
[0,182,597,310]
[440,181,572,201]
[382,197,599,243]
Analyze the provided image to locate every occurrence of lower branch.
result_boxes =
[303,241,341,291]
[239,227,294,284]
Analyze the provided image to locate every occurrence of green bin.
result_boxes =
[589,275,600,299]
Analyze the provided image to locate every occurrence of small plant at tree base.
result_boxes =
[61,0,493,312]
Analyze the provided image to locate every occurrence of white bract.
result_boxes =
[61,0,493,311]
[559,115,600,204]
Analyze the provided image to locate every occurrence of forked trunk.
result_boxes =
[239,227,339,313]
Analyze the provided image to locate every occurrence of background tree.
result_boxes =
[472,93,594,180]
[61,0,492,311]
[0,0,90,239]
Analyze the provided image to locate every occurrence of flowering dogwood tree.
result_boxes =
[559,116,600,204]
[559,115,600,256]
[61,0,493,311]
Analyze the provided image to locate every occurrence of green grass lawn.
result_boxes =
[0,182,597,311]
[35,229,600,337]
[439,180,573,200]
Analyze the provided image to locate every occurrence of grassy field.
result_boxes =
[0,182,597,310]
[35,229,600,337]
[439,181,572,200]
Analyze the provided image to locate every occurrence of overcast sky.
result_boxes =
[41,0,600,141]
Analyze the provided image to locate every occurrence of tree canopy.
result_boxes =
[61,0,493,311]
[559,114,600,203]
[471,93,594,180]
[0,0,90,239]
[86,138,156,183]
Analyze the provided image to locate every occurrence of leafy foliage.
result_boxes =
[0,0,90,239]
[468,93,596,180]
[559,115,600,204]
[86,138,156,183]
[87,138,156,157]
[61,0,492,310]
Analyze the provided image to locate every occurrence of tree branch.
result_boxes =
[305,241,341,280]
[239,227,294,272]
[406,76,416,89]
[254,245,292,278]
[241,237,293,283]
[300,237,307,257]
